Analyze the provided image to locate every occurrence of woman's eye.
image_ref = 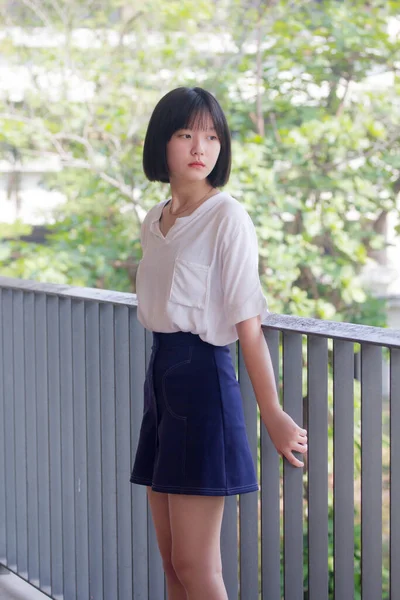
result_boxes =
[178,133,218,140]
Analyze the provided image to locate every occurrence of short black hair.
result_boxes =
[142,87,231,187]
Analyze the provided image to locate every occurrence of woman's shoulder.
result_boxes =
[142,199,167,225]
[214,192,253,228]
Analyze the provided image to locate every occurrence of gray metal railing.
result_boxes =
[0,276,399,600]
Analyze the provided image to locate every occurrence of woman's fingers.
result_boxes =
[269,413,308,467]
[294,442,308,453]
[278,438,308,466]
[284,449,304,468]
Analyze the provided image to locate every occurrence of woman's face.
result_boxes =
[166,113,221,184]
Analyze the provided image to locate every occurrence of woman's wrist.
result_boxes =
[258,399,282,427]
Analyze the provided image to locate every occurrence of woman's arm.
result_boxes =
[236,315,308,468]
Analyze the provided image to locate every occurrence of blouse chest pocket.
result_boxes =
[169,258,210,309]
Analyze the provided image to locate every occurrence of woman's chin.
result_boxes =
[172,171,211,184]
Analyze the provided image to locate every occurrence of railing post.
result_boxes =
[282,332,304,600]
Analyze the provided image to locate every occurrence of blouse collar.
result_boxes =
[149,192,223,241]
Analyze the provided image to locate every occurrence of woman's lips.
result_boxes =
[188,162,205,168]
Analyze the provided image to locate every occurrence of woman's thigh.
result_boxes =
[168,494,225,569]
[147,487,172,562]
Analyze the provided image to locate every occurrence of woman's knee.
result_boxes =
[162,554,177,578]
[172,552,222,587]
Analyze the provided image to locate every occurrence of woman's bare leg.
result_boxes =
[147,488,187,600]
[169,494,228,600]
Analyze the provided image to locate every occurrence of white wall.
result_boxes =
[0,160,66,225]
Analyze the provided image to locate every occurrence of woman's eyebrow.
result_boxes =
[180,125,216,132]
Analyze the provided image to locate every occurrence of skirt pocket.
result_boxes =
[161,346,193,419]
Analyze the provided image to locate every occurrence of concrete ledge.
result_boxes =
[0,566,50,599]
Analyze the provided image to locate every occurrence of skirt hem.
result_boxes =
[130,475,259,496]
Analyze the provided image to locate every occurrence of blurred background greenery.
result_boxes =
[0,0,399,327]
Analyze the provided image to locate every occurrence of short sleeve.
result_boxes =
[220,213,269,326]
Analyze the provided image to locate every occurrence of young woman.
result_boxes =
[130,86,308,600]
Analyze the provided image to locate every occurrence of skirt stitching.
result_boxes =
[211,347,228,494]
[161,347,193,420]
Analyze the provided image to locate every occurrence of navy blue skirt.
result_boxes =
[130,331,259,496]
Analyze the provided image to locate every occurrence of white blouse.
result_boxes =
[136,191,269,347]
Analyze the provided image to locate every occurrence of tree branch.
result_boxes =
[335,76,352,117]
[269,112,282,143]
[328,128,400,172]
[19,0,53,28]
[0,113,141,210]
[255,20,265,137]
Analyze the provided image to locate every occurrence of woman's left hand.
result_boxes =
[264,406,308,468]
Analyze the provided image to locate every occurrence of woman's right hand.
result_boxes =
[264,406,308,468]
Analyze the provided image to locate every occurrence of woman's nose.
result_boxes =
[191,136,204,155]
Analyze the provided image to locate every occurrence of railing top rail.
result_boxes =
[1,276,399,348]
[263,313,400,349]
[0,275,138,306]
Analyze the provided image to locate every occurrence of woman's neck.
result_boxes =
[169,181,213,208]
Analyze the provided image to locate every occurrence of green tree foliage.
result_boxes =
[0,0,399,323]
